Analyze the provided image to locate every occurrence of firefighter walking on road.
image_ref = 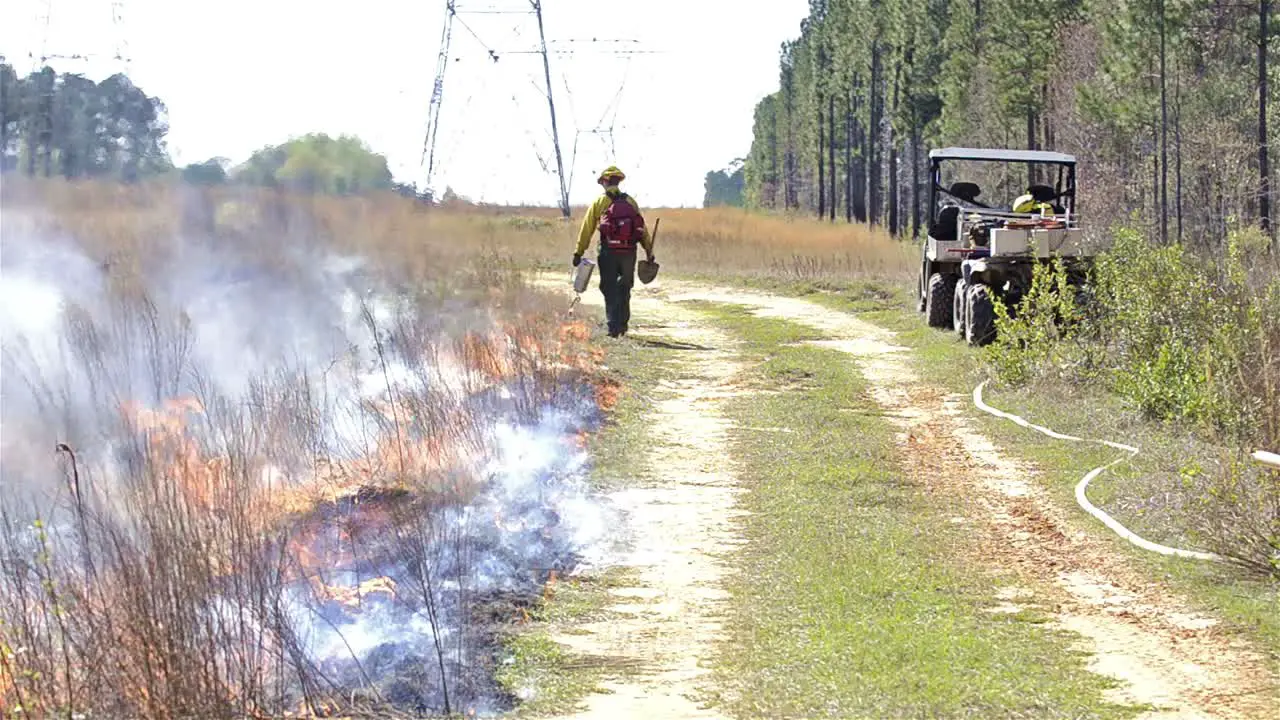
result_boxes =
[574,166,655,338]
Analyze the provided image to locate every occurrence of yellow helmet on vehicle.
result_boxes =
[598,166,626,185]
[1013,193,1055,216]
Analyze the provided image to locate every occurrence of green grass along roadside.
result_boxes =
[805,282,1279,670]
[689,302,1134,718]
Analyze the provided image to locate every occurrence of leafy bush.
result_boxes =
[986,256,1090,386]
[984,226,1280,575]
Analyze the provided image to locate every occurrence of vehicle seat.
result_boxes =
[931,205,961,241]
[930,182,982,240]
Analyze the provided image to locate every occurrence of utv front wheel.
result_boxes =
[926,273,957,329]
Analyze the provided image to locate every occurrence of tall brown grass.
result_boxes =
[5,179,915,286]
[438,203,915,284]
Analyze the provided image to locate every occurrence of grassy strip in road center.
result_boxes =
[690,301,1135,719]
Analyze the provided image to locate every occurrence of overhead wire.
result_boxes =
[454,13,503,63]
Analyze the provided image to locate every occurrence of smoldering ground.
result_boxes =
[0,191,619,717]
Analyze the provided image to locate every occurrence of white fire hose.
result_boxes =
[1253,450,1280,470]
[972,380,1221,562]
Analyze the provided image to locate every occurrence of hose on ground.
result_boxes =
[971,380,1220,563]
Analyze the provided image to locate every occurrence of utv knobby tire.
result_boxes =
[966,283,997,346]
[952,278,969,335]
[926,273,957,329]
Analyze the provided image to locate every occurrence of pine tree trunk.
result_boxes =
[846,81,855,223]
[829,91,837,222]
[911,124,921,239]
[1175,60,1184,243]
[1025,107,1036,188]
[770,102,780,208]
[888,64,901,236]
[818,97,826,218]
[1042,82,1054,149]
[784,67,797,210]
[1159,0,1169,245]
[852,75,868,223]
[1259,0,1272,238]
[1152,145,1160,238]
[869,42,883,226]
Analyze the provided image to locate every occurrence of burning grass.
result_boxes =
[0,177,913,716]
[0,179,619,717]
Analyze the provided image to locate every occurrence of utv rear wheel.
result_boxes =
[926,273,957,328]
[952,278,968,335]
[966,283,997,346]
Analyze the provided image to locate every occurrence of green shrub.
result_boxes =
[983,225,1280,575]
[985,257,1091,386]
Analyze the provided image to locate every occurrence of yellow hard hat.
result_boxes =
[597,165,625,184]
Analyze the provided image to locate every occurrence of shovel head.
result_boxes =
[637,259,660,284]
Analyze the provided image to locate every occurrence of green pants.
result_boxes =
[597,249,636,336]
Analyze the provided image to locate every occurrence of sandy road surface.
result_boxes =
[536,275,1275,720]
[537,276,745,719]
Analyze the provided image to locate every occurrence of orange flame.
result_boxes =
[316,575,398,610]
[543,569,558,602]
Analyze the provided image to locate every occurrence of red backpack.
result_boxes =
[598,193,645,251]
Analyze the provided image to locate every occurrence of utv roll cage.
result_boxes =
[928,147,1078,224]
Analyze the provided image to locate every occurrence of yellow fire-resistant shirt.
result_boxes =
[576,188,653,256]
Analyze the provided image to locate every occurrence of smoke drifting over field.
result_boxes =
[0,197,616,716]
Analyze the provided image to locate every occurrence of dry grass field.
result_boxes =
[8,179,915,281]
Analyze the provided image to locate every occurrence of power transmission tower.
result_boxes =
[29,0,132,70]
[420,1,653,213]
[531,0,570,218]
[421,0,457,198]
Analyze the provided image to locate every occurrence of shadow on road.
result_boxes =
[627,336,717,352]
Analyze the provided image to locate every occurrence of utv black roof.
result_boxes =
[929,147,1077,165]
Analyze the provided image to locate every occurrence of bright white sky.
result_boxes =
[1,0,809,208]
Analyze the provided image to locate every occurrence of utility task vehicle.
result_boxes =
[917,147,1107,346]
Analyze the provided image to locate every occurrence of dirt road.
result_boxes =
[539,276,1275,720]
[541,279,746,719]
